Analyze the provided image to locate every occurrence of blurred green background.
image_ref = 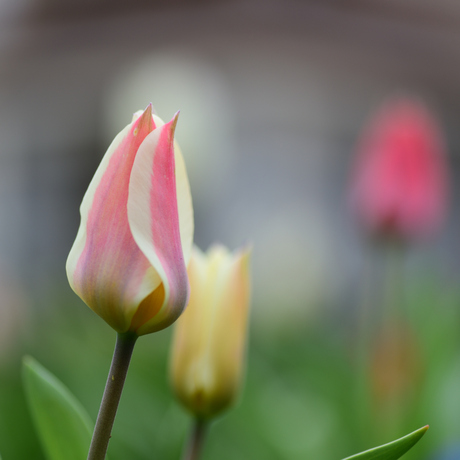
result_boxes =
[1,1,460,459]
[2,260,460,459]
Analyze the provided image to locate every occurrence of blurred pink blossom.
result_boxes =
[349,97,449,241]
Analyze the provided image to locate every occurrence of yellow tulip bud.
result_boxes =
[169,245,251,420]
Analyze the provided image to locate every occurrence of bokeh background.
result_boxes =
[1,1,460,459]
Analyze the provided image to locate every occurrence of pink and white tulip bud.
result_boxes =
[170,245,251,420]
[349,98,449,242]
[66,105,193,336]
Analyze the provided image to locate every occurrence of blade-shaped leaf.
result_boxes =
[342,426,429,460]
[22,356,94,460]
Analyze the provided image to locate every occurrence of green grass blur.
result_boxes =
[0,264,459,460]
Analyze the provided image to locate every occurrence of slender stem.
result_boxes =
[182,418,209,460]
[87,332,138,460]
[354,244,377,442]
[380,240,406,438]
[383,240,405,327]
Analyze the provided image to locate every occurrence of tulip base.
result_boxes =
[87,332,138,460]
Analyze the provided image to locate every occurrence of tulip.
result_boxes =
[66,105,194,460]
[66,104,194,336]
[170,245,251,420]
[349,97,448,241]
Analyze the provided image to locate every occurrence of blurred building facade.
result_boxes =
[0,0,459,321]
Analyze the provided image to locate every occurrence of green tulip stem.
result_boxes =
[87,332,138,460]
[383,240,405,327]
[354,246,377,439]
[182,418,209,460]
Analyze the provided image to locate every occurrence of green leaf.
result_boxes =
[342,426,429,460]
[22,356,94,460]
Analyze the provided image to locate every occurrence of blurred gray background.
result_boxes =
[1,0,460,335]
[2,3,460,460]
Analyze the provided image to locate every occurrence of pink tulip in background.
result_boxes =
[66,105,194,336]
[349,98,449,241]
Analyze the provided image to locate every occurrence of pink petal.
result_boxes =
[127,113,190,335]
[349,98,448,240]
[66,106,159,332]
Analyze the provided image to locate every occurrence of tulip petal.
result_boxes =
[350,98,448,240]
[151,114,194,267]
[127,113,192,335]
[206,246,251,400]
[170,245,251,418]
[66,106,160,332]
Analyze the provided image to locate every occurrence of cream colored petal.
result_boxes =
[127,114,191,335]
[170,245,251,418]
[66,106,158,332]
[152,114,194,267]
